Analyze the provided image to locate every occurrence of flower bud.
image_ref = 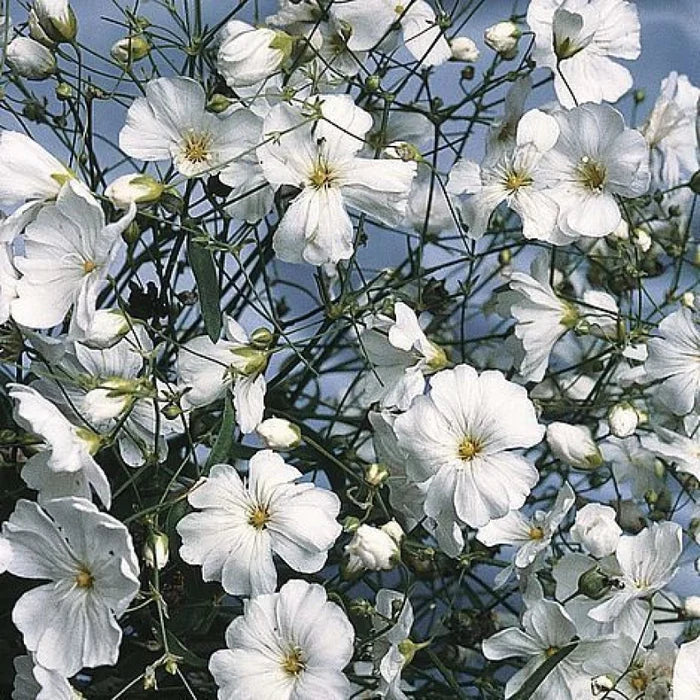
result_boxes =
[546,422,603,469]
[384,141,422,162]
[110,35,151,64]
[256,417,301,449]
[684,596,700,618]
[55,81,72,100]
[106,174,164,210]
[143,531,169,570]
[30,0,78,44]
[7,37,56,80]
[249,326,274,349]
[365,462,390,487]
[207,93,234,114]
[381,519,405,546]
[689,170,700,195]
[80,309,131,349]
[484,21,520,59]
[450,36,479,62]
[591,675,615,694]
[681,292,695,309]
[570,504,621,557]
[218,21,291,88]
[607,403,638,438]
[632,227,652,253]
[344,522,402,576]
[82,387,131,422]
[576,566,613,600]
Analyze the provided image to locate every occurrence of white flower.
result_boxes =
[641,422,700,482]
[540,103,650,240]
[477,482,574,570]
[484,21,520,59]
[344,521,403,575]
[607,402,638,438]
[588,522,682,625]
[486,76,532,163]
[483,598,592,699]
[674,637,700,699]
[256,417,302,449]
[358,301,447,410]
[31,328,182,468]
[119,77,262,178]
[2,497,139,676]
[371,589,416,700]
[570,503,621,557]
[450,36,479,62]
[258,94,416,265]
[177,315,270,433]
[11,181,135,334]
[642,72,700,188]
[601,436,661,500]
[8,384,111,507]
[217,20,290,88]
[331,0,450,67]
[209,579,354,699]
[217,107,275,223]
[645,308,700,415]
[12,655,79,700]
[497,253,577,382]
[394,364,544,538]
[447,109,561,242]
[546,422,603,469]
[0,131,75,242]
[30,0,77,44]
[0,243,19,324]
[7,37,56,79]
[177,451,341,597]
[105,173,163,210]
[526,0,640,108]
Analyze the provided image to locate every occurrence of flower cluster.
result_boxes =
[0,0,699,698]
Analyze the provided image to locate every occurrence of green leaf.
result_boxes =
[187,236,221,342]
[510,643,577,700]
[205,394,235,471]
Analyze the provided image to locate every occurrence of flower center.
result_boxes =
[503,169,533,192]
[394,4,405,14]
[458,436,482,461]
[248,504,270,530]
[83,259,97,274]
[182,130,213,164]
[544,646,559,658]
[577,156,607,192]
[529,526,544,540]
[308,160,336,189]
[75,567,94,589]
[630,670,648,691]
[281,647,305,676]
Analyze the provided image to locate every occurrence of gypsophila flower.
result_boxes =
[177,450,341,596]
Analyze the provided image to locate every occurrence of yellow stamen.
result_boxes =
[281,648,305,676]
[529,526,544,540]
[75,567,94,589]
[83,259,97,274]
[458,436,481,461]
[545,646,559,658]
[503,170,533,192]
[308,161,335,189]
[182,130,212,164]
[577,156,607,191]
[248,505,270,530]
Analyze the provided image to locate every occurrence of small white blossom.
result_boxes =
[177,451,341,596]
[256,417,301,449]
[570,503,621,557]
[484,21,520,59]
[344,521,403,575]
[209,579,354,699]
[546,422,603,469]
[450,36,479,62]
[607,403,639,438]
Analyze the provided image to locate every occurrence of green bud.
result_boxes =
[111,35,151,64]
[689,170,700,195]
[122,220,141,244]
[577,566,613,600]
[207,93,233,114]
[55,82,73,101]
[365,74,381,92]
[633,89,645,104]
[343,516,361,532]
[249,326,274,349]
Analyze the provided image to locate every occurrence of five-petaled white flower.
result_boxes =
[119,76,262,178]
[447,109,561,242]
[394,364,544,540]
[527,0,641,108]
[11,181,135,335]
[2,497,139,676]
[209,579,354,699]
[258,94,416,265]
[177,450,341,597]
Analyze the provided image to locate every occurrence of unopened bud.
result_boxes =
[143,531,169,570]
[577,566,612,600]
[207,93,233,114]
[607,403,638,438]
[689,171,700,195]
[256,417,301,449]
[30,0,78,44]
[7,37,56,80]
[55,81,72,100]
[111,35,151,64]
[365,462,390,487]
[249,326,274,349]
[450,36,479,62]
[106,174,164,210]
